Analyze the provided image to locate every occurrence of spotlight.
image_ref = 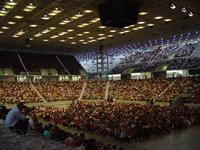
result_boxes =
[182,7,187,13]
[170,4,176,9]
[188,12,194,17]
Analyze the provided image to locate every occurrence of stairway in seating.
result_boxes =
[78,81,87,100]
[30,82,47,102]
[105,81,110,100]
[156,79,177,101]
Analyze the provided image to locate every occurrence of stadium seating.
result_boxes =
[0,82,42,104]
[32,102,200,141]
[33,81,84,101]
[0,77,200,104]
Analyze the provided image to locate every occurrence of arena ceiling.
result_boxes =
[0,0,200,54]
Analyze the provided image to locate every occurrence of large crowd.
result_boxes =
[0,76,200,104]
[34,81,84,101]
[31,101,200,142]
[110,77,200,103]
[112,43,197,73]
[0,82,42,104]
[0,104,124,150]
[83,80,107,100]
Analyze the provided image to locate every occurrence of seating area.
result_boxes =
[112,57,200,73]
[110,77,200,103]
[82,80,107,100]
[111,43,197,73]
[34,81,84,101]
[32,102,200,141]
[0,76,200,104]
[0,82,42,104]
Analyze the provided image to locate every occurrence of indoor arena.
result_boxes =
[0,0,200,150]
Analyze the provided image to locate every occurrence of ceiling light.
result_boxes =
[60,39,66,42]
[12,35,19,38]
[84,31,90,34]
[78,25,84,28]
[34,33,42,37]
[63,19,70,23]
[30,24,38,27]
[6,1,17,6]
[29,38,33,40]
[43,39,49,42]
[138,21,146,24]
[98,33,104,36]
[67,29,74,32]
[164,19,172,22]
[52,8,61,13]
[48,12,57,16]
[82,23,89,26]
[108,35,114,38]
[71,16,79,19]
[0,13,6,16]
[41,15,50,20]
[68,37,74,39]
[82,42,88,44]
[119,31,125,34]
[83,10,93,13]
[99,26,106,29]
[147,23,155,27]
[41,30,50,34]
[27,3,36,9]
[58,32,67,36]
[50,35,59,39]
[133,28,139,31]
[154,16,163,20]
[0,31,4,34]
[88,39,96,43]
[2,26,9,29]
[49,27,56,30]
[23,8,32,12]
[75,13,83,17]
[4,5,14,9]
[8,21,16,24]
[170,4,176,9]
[59,22,67,25]
[139,12,148,15]
[188,12,194,17]
[14,15,24,19]
[138,26,144,29]
[124,30,130,33]
[71,42,76,44]
[79,39,84,42]
[98,37,106,40]
[0,10,8,14]
[77,34,83,36]
[110,30,117,33]
[88,37,94,39]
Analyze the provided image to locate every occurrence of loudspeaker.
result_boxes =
[98,0,139,28]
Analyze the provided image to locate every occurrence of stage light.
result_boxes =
[170,4,176,9]
[182,7,187,13]
[188,12,194,17]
